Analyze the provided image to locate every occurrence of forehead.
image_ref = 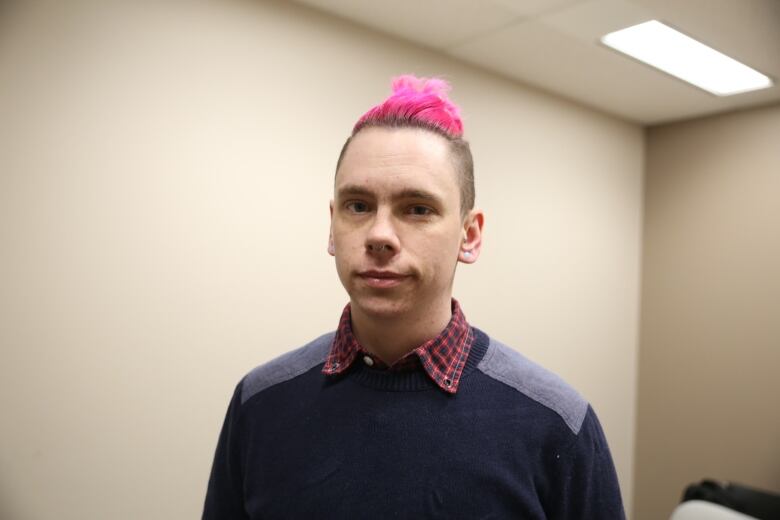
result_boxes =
[335,127,458,201]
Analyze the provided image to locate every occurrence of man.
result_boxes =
[203,76,625,519]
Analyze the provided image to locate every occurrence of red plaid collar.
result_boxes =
[322,299,474,394]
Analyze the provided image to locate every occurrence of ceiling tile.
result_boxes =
[488,0,586,19]
[539,0,655,42]
[292,0,517,49]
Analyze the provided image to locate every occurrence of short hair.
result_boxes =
[335,75,475,217]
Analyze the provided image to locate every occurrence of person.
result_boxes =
[202,75,625,519]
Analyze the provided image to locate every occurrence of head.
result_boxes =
[328,75,484,320]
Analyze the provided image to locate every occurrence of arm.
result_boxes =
[202,381,250,520]
[546,405,626,519]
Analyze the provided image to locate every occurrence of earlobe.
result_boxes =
[459,248,478,264]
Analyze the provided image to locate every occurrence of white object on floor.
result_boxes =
[670,500,759,520]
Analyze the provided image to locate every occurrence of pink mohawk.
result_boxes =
[353,75,464,138]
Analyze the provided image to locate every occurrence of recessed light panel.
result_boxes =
[601,20,773,96]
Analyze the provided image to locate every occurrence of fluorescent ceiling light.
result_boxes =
[601,20,773,96]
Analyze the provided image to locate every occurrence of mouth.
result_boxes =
[357,270,409,289]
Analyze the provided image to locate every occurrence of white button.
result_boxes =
[363,355,374,366]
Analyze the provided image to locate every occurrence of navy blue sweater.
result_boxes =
[203,328,625,519]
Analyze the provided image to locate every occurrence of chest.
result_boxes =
[240,395,553,519]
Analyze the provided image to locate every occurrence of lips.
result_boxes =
[359,270,406,279]
[357,270,409,289]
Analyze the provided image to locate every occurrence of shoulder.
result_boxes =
[475,334,589,435]
[240,331,335,405]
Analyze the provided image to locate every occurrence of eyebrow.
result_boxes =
[336,184,443,205]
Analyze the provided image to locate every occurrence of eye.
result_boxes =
[408,205,434,216]
[345,201,370,213]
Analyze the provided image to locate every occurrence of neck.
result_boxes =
[350,297,453,365]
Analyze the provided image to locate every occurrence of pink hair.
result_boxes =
[353,75,464,138]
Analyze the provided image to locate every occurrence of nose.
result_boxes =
[365,207,400,258]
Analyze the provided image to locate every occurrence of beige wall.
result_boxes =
[634,104,780,519]
[0,1,643,518]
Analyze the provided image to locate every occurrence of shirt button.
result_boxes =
[363,355,374,367]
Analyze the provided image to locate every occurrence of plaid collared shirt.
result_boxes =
[321,299,474,394]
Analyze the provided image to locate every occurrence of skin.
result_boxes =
[328,127,484,365]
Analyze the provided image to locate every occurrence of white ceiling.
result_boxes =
[291,0,780,125]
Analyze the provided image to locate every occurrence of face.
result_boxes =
[329,127,483,320]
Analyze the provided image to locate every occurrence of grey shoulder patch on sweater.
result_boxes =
[477,337,588,435]
[241,331,335,404]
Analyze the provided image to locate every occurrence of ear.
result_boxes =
[458,209,484,264]
[327,200,335,256]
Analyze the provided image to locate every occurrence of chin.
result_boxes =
[350,293,413,319]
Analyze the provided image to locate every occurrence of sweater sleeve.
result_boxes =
[546,405,626,519]
[202,381,250,520]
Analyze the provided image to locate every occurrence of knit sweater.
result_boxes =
[202,328,625,519]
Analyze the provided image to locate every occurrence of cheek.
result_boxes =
[334,233,362,255]
[333,229,364,273]
[332,222,358,248]
[412,234,459,272]
[334,252,353,287]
